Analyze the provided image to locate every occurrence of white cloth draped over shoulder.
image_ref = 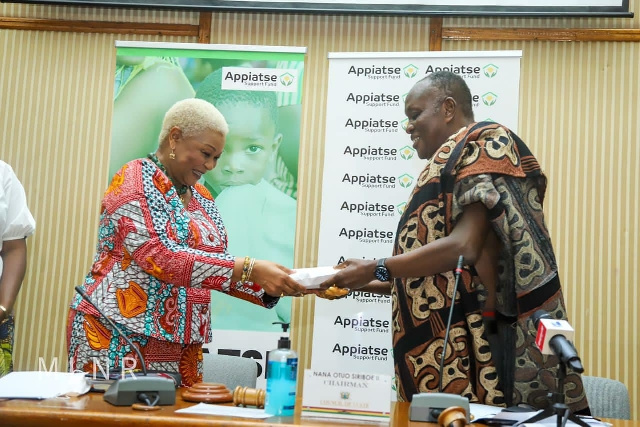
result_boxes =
[0,160,36,278]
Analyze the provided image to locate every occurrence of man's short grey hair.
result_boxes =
[158,98,229,145]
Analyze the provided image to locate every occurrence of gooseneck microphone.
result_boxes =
[532,309,584,373]
[410,256,470,423]
[74,286,176,406]
[438,255,464,393]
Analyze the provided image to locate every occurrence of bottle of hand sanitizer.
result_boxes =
[265,321,298,416]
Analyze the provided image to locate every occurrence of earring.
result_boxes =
[169,148,176,160]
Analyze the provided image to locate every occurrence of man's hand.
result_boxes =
[319,258,377,291]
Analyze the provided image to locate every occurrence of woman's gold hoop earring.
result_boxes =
[169,149,176,160]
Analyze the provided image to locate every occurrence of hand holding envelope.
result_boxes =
[289,266,350,300]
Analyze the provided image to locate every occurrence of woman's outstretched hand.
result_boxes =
[251,260,307,297]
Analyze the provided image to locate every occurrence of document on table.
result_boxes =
[175,403,271,419]
[470,406,612,426]
[470,402,502,420]
[0,371,90,399]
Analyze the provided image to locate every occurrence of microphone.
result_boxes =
[75,286,177,406]
[409,256,469,423]
[438,255,464,393]
[532,309,584,373]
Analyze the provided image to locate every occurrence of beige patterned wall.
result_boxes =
[0,1,638,419]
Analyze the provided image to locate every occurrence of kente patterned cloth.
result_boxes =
[67,158,278,386]
[0,315,15,376]
[391,122,589,413]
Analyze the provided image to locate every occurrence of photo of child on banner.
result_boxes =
[108,50,303,335]
[195,68,298,332]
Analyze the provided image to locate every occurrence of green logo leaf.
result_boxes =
[403,64,419,78]
[482,92,498,106]
[280,72,294,86]
[483,64,499,78]
[398,174,414,188]
[399,145,415,160]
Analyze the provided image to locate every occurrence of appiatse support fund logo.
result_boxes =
[483,63,499,78]
[403,64,419,78]
[340,200,396,217]
[347,64,401,80]
[332,343,389,361]
[344,117,401,133]
[399,146,415,160]
[482,92,498,106]
[221,66,299,92]
[338,227,394,244]
[345,91,401,107]
[334,314,390,333]
[280,72,295,86]
[424,63,481,78]
[341,172,413,189]
[398,173,414,188]
[343,145,398,161]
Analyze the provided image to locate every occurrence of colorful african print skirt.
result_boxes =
[0,315,15,377]
[67,309,202,387]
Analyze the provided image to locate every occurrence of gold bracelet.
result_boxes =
[0,305,7,325]
[240,256,251,283]
[245,258,256,283]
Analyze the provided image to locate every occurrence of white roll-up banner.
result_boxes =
[313,50,522,398]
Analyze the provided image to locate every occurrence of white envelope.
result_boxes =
[0,371,90,399]
[289,266,339,289]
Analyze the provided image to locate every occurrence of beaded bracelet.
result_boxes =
[245,258,256,283]
[240,256,251,283]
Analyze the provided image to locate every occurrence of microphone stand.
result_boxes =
[409,256,470,423]
[518,361,589,427]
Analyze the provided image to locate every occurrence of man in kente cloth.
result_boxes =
[320,70,589,414]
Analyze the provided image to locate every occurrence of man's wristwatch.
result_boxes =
[374,258,391,282]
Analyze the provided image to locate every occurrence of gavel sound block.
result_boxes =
[181,383,233,403]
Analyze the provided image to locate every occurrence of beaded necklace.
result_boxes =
[147,153,189,202]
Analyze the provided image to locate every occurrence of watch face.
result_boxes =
[374,266,390,282]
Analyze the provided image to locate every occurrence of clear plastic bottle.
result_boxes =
[265,322,298,416]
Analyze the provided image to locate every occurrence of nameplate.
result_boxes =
[301,369,391,422]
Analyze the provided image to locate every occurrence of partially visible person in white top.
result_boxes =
[0,160,36,377]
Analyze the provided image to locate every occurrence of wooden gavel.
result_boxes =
[438,406,469,427]
[233,386,266,408]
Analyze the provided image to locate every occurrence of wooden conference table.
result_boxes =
[0,391,632,427]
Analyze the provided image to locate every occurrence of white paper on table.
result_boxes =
[175,403,271,419]
[473,409,612,427]
[469,402,502,420]
[289,266,339,289]
[0,371,90,399]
